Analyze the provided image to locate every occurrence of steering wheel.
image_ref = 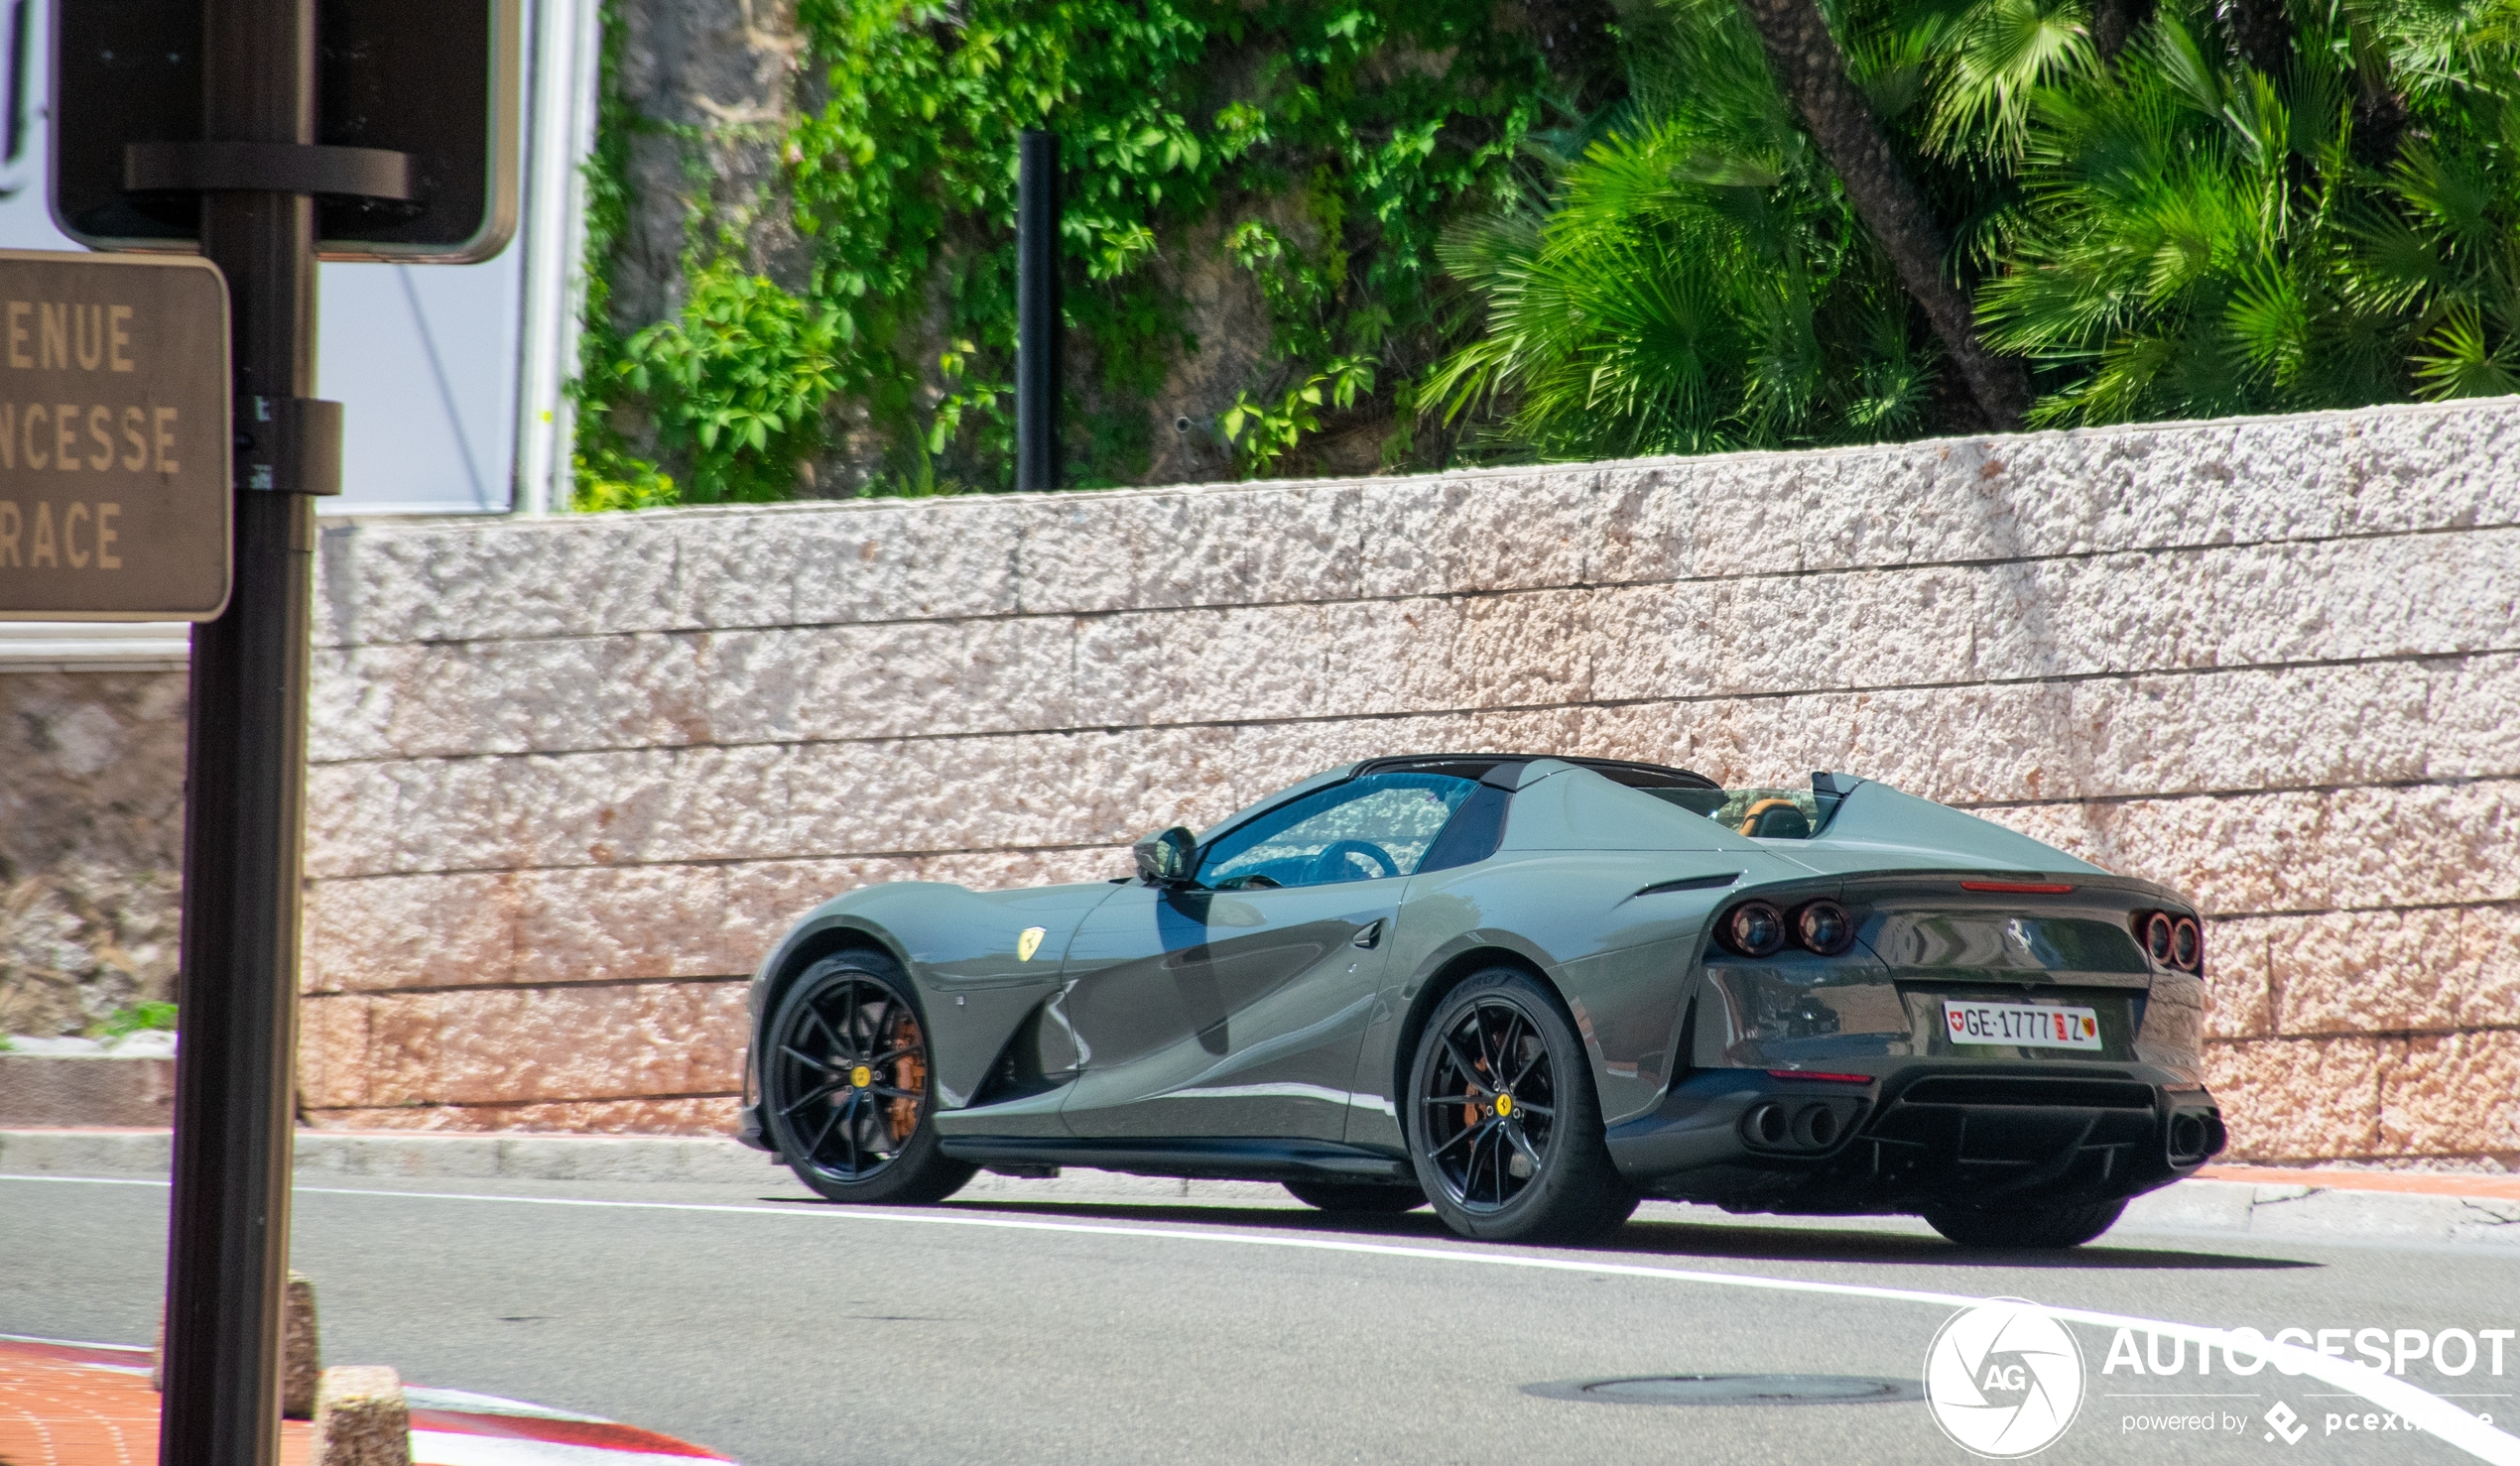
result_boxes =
[1309,839,1401,884]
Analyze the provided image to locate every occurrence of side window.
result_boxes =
[1199,773,1477,889]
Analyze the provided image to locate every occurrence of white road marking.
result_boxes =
[412,1432,722,1466]
[11,1171,2517,1462]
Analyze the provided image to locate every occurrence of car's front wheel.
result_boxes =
[1922,1198,2127,1249]
[1404,968,1638,1243]
[763,951,975,1205]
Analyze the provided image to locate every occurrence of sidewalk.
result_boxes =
[0,1335,732,1465]
[6,1127,2516,1246]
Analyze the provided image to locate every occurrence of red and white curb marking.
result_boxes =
[0,1336,734,1465]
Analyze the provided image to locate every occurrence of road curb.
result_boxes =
[2120,1174,2520,1247]
[0,1336,735,1465]
[6,1129,2514,1246]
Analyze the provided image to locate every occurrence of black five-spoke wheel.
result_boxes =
[1405,968,1638,1242]
[763,952,975,1205]
[1421,995,1560,1211]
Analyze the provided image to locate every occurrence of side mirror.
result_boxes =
[1133,826,1197,887]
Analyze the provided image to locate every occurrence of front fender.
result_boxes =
[748,879,1123,1116]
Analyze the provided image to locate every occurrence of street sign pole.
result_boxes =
[1015,130,1060,493]
[159,0,318,1459]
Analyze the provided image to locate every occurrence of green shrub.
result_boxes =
[95,1002,178,1040]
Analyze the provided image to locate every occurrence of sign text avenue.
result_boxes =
[0,251,230,620]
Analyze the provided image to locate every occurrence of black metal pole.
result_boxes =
[160,0,317,1458]
[1015,130,1060,493]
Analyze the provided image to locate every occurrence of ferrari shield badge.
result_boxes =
[1016,926,1046,962]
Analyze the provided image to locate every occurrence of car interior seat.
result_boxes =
[1739,798,1813,839]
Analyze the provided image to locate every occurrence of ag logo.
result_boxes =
[1924,1298,2085,1457]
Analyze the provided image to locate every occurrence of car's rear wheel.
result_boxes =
[1281,1179,1427,1214]
[763,952,975,1205]
[1404,968,1638,1243]
[1922,1198,2127,1249]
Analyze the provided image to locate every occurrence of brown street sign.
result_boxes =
[0,250,231,622]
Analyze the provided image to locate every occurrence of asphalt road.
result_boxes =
[5,1169,2516,1466]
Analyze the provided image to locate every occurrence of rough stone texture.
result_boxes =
[0,672,187,1037]
[8,399,2516,1161]
[297,981,746,1112]
[608,0,807,339]
[0,1053,177,1127]
[284,1273,320,1419]
[310,1365,409,1466]
[281,400,2520,1159]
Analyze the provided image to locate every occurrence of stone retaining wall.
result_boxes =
[290,399,2520,1164]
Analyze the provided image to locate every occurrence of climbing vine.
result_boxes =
[572,0,1596,503]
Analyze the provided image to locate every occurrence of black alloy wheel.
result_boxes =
[763,952,975,1205]
[1404,968,1638,1243]
[1281,1179,1428,1214]
[1922,1198,2128,1249]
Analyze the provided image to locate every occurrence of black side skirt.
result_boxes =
[940,1136,1411,1184]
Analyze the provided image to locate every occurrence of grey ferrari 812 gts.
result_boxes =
[735,755,2224,1247]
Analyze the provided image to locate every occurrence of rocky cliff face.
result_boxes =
[0,672,186,1038]
[608,0,810,333]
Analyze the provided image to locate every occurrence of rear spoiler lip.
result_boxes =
[1833,869,2196,913]
[1728,868,2198,915]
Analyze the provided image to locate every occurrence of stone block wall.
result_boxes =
[274,398,2516,1164]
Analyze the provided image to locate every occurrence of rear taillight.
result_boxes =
[1793,900,1854,955]
[1717,901,1786,957]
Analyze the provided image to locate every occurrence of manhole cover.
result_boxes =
[1523,1374,1925,1407]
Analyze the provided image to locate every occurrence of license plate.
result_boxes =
[1943,1000,2103,1050]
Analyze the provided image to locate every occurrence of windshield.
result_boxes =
[1197,772,1478,887]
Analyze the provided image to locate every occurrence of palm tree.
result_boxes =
[1422,0,1938,454]
[1736,0,2034,426]
[1977,0,2520,422]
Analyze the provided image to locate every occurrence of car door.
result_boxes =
[1058,772,1481,1142]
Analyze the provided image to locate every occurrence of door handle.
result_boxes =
[1351,919,1384,950]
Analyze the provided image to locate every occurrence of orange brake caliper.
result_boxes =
[888,1017,926,1141]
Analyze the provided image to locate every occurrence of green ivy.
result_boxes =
[617,262,849,502]
[575,0,1581,502]
[567,0,648,507]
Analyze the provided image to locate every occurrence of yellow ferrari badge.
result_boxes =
[1494,1093,1514,1118]
[1016,926,1047,962]
[849,1064,872,1089]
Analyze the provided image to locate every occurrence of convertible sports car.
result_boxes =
[734,755,2225,1247]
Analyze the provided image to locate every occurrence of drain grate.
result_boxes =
[1523,1374,1925,1407]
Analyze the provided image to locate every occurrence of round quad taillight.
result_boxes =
[2172,916,2203,973]
[1794,900,1854,955]
[1720,901,1787,957]
[2144,912,2176,965]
